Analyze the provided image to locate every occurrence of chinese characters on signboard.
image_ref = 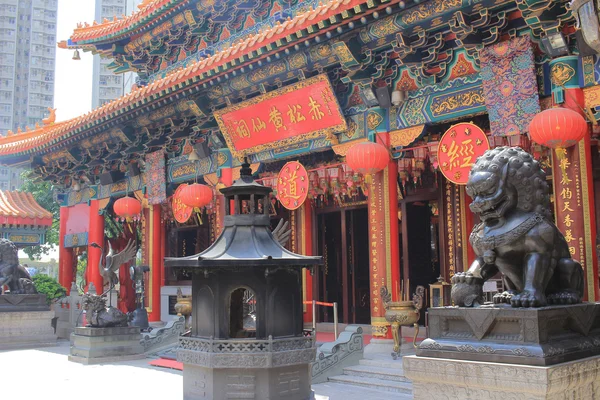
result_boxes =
[172,184,193,223]
[554,148,586,273]
[438,123,490,185]
[214,74,347,160]
[276,161,309,210]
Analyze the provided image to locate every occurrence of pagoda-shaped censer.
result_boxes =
[165,161,322,400]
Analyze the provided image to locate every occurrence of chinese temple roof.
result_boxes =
[64,0,186,45]
[0,0,363,159]
[0,190,53,227]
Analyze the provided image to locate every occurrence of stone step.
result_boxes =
[327,374,413,395]
[343,364,410,383]
[359,357,405,370]
[313,382,413,400]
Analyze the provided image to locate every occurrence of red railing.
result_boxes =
[303,300,339,339]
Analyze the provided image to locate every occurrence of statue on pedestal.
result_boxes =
[85,239,137,327]
[451,146,584,307]
[0,239,37,295]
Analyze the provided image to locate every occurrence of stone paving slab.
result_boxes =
[313,382,412,400]
[1,340,405,400]
[1,341,182,400]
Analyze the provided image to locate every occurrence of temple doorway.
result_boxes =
[400,200,441,324]
[316,207,370,325]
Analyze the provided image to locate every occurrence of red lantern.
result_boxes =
[529,107,588,149]
[180,183,212,208]
[114,196,142,219]
[345,141,390,179]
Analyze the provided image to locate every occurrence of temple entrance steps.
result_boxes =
[325,355,413,398]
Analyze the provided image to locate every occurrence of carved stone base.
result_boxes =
[418,303,600,365]
[69,326,144,365]
[0,294,49,312]
[178,336,315,400]
[403,354,600,399]
[0,310,56,350]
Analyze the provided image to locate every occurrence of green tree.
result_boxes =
[20,171,60,260]
[32,274,67,304]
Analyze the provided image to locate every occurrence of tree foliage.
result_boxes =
[20,171,60,260]
[32,274,67,304]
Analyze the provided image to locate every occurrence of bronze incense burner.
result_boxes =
[381,285,425,359]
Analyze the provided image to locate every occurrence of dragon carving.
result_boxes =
[0,239,37,294]
[81,293,128,327]
[451,147,584,308]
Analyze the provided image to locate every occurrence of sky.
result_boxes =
[19,1,95,262]
[54,0,95,121]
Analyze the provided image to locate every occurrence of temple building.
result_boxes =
[0,190,53,247]
[0,0,598,340]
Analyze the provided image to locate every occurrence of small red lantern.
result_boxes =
[180,183,213,208]
[345,141,390,181]
[529,107,588,149]
[113,196,142,219]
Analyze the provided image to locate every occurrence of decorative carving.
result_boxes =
[81,293,128,327]
[404,355,600,400]
[177,336,316,368]
[550,62,576,87]
[139,316,184,353]
[452,147,584,308]
[311,326,364,383]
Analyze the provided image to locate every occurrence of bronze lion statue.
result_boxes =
[0,239,37,294]
[451,147,584,308]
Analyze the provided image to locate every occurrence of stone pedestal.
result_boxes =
[69,326,144,365]
[403,354,600,399]
[418,303,600,366]
[0,294,49,312]
[177,336,316,400]
[0,310,57,349]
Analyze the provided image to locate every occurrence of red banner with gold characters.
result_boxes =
[214,74,347,160]
[172,184,193,223]
[438,122,490,185]
[277,161,309,210]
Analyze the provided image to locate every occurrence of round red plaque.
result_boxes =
[438,123,490,185]
[276,161,309,210]
[172,184,194,223]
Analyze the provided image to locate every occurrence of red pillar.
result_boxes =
[148,205,162,322]
[549,56,599,301]
[384,139,401,301]
[87,200,104,293]
[216,167,233,236]
[367,132,396,339]
[58,206,74,293]
[300,202,314,323]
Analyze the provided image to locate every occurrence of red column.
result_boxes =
[384,137,401,302]
[216,167,233,237]
[148,205,162,322]
[300,202,314,323]
[552,93,600,301]
[367,133,396,339]
[87,200,104,293]
[59,206,74,293]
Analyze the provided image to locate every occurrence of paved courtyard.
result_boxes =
[2,341,401,400]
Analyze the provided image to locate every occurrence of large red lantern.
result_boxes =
[345,141,390,180]
[180,183,213,208]
[113,196,142,220]
[529,107,588,149]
